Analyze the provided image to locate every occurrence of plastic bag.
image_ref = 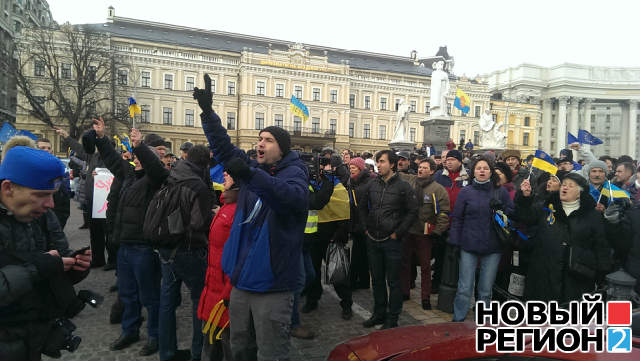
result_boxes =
[324,242,350,285]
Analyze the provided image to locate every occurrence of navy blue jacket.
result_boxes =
[201,110,309,292]
[448,181,514,254]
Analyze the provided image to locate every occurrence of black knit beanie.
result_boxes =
[259,126,291,155]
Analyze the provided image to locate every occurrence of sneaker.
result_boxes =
[362,316,385,328]
[290,326,316,339]
[109,333,140,350]
[301,301,318,313]
[341,307,353,320]
[381,320,398,329]
[422,299,432,310]
[138,338,158,356]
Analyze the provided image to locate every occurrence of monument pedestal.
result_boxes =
[388,140,415,152]
[420,116,454,151]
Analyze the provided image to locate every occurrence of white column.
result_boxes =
[556,96,568,154]
[568,97,580,136]
[542,98,552,152]
[621,102,629,156]
[629,100,638,158]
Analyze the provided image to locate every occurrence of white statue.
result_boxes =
[391,99,410,143]
[429,60,450,117]
[479,109,506,149]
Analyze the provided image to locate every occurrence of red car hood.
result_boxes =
[328,322,640,361]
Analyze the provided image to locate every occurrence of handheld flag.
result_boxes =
[120,133,132,153]
[577,129,603,145]
[128,97,141,118]
[531,150,557,175]
[600,181,630,203]
[290,95,309,122]
[0,122,18,143]
[567,132,579,145]
[454,88,471,114]
[210,164,225,191]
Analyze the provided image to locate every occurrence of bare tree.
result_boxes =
[11,23,131,139]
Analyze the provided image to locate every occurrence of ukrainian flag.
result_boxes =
[210,164,225,191]
[128,97,141,118]
[290,95,309,122]
[600,181,630,202]
[453,88,470,114]
[531,150,557,175]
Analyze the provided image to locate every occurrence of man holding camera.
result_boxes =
[0,146,92,361]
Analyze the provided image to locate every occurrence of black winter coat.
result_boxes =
[610,205,640,294]
[347,169,373,233]
[358,172,418,240]
[515,191,612,304]
[94,135,168,245]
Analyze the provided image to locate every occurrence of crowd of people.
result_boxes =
[2,73,640,361]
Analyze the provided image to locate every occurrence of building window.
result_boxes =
[425,102,430,114]
[523,132,530,146]
[141,71,151,88]
[395,99,401,111]
[446,103,451,115]
[293,116,302,132]
[330,90,337,103]
[33,96,46,106]
[363,124,370,139]
[117,69,128,85]
[210,79,216,94]
[61,63,72,79]
[185,109,194,127]
[141,105,150,123]
[294,85,303,99]
[524,116,530,127]
[255,112,264,130]
[88,66,97,82]
[606,114,610,122]
[312,88,320,101]
[492,113,498,122]
[329,119,336,134]
[228,81,236,95]
[473,130,479,145]
[34,60,44,76]
[475,105,481,118]
[186,76,195,91]
[349,122,354,137]
[380,97,387,111]
[274,114,283,128]
[410,128,416,142]
[164,74,173,89]
[312,117,320,133]
[275,84,284,97]
[163,107,173,125]
[410,100,416,112]
[226,112,235,130]
[364,96,371,109]
[460,129,466,141]
[349,94,355,108]
[256,81,265,96]
[378,125,386,140]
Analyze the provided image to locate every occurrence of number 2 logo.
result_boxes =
[607,327,631,353]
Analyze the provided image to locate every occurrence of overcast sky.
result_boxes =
[46,0,639,77]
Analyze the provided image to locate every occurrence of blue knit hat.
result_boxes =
[0,146,65,190]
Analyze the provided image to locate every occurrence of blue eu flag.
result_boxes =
[577,129,603,145]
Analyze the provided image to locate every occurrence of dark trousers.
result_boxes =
[89,218,106,267]
[306,223,352,309]
[367,235,403,321]
[201,328,232,361]
[400,234,433,300]
[431,235,446,289]
[349,232,370,288]
[105,228,119,266]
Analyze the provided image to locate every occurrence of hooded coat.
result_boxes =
[515,190,612,303]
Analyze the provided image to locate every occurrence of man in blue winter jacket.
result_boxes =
[193,75,309,360]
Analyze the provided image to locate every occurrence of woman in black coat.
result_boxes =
[517,173,612,304]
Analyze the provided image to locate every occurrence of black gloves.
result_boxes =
[226,158,252,182]
[193,74,213,113]
[489,198,504,212]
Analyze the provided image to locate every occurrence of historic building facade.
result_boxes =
[14,7,502,156]
[487,63,640,159]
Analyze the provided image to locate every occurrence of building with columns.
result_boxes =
[13,7,493,156]
[487,63,640,159]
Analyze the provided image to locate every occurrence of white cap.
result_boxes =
[364,158,378,173]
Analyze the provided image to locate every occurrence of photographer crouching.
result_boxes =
[0,146,94,361]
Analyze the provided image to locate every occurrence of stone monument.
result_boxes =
[478,109,506,149]
[389,99,414,151]
[421,60,454,150]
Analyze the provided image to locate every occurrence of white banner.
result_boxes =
[92,168,114,219]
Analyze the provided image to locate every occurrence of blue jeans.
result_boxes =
[117,244,161,339]
[158,247,207,361]
[453,250,502,321]
[292,250,315,328]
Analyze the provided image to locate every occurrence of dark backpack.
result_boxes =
[143,178,196,248]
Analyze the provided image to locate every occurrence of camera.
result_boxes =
[42,318,82,358]
[300,152,331,181]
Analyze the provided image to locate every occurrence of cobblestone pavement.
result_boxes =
[46,204,459,361]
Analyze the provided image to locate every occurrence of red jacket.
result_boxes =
[197,197,237,323]
[446,140,456,150]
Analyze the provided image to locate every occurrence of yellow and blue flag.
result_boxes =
[600,181,630,203]
[531,150,557,175]
[290,95,309,122]
[128,97,141,118]
[453,88,470,114]
[210,164,225,191]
